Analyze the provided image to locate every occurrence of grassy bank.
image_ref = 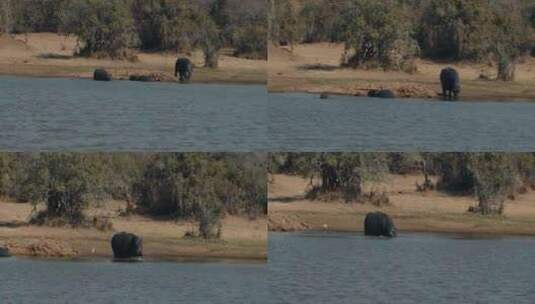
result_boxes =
[268,174,535,236]
[0,33,266,85]
[0,200,267,261]
[268,44,535,102]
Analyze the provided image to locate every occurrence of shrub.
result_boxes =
[61,0,136,59]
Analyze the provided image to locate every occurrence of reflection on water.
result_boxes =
[269,93,535,151]
[0,76,266,151]
[0,258,269,304]
[269,231,535,304]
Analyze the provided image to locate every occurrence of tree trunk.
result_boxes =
[497,57,516,81]
[478,197,504,215]
[2,0,12,35]
[268,0,279,45]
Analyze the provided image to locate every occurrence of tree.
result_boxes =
[269,0,301,49]
[61,0,136,59]
[276,153,388,202]
[1,0,12,34]
[198,12,222,68]
[418,0,495,61]
[131,0,201,52]
[492,2,532,81]
[468,153,517,215]
[27,154,106,225]
[340,0,418,71]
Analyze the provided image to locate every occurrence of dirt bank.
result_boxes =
[0,33,266,85]
[268,174,535,236]
[0,200,267,261]
[268,43,535,101]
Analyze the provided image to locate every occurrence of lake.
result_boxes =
[268,93,535,151]
[0,76,266,151]
[0,258,268,304]
[269,232,535,304]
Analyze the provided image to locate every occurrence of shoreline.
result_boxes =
[268,43,535,102]
[267,87,535,103]
[0,68,266,86]
[0,201,267,261]
[0,229,267,261]
[0,33,266,86]
[268,210,535,237]
[268,174,535,238]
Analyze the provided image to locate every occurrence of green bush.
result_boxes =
[26,153,107,225]
[61,0,136,59]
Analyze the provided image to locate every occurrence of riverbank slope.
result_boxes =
[0,33,266,85]
[268,43,535,101]
[0,200,267,261]
[269,174,535,236]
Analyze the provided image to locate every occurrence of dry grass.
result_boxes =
[0,199,266,260]
[268,174,535,236]
[268,43,535,101]
[0,33,266,84]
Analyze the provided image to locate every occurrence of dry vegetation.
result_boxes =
[0,33,266,84]
[0,199,267,260]
[269,174,535,236]
[268,43,535,101]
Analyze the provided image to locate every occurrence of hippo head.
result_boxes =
[131,236,143,257]
[388,226,397,238]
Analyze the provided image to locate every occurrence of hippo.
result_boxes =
[0,247,10,257]
[93,69,112,81]
[175,58,193,83]
[364,212,397,237]
[129,74,159,82]
[111,232,143,260]
[440,67,460,100]
[367,89,396,98]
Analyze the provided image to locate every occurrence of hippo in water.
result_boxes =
[111,232,143,260]
[364,212,397,237]
[93,69,112,81]
[440,67,460,100]
[367,89,396,98]
[0,246,10,257]
[175,58,193,83]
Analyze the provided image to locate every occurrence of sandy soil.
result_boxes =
[0,199,267,261]
[0,33,266,84]
[269,174,535,236]
[268,43,535,101]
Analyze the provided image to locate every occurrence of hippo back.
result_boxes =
[111,232,143,259]
[364,212,396,237]
[440,68,460,93]
[94,69,112,81]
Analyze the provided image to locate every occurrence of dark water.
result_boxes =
[269,232,535,304]
[268,93,535,151]
[0,76,266,151]
[0,258,268,304]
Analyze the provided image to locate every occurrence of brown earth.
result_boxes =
[269,174,535,236]
[0,200,267,261]
[268,43,535,101]
[0,33,266,84]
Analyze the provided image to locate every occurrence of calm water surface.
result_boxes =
[0,258,268,304]
[0,76,266,151]
[269,93,535,151]
[269,232,535,304]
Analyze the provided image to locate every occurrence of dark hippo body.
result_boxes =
[0,247,10,257]
[364,212,397,237]
[368,89,396,98]
[440,67,460,100]
[93,69,112,81]
[111,232,143,260]
[129,74,159,82]
[175,58,193,83]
